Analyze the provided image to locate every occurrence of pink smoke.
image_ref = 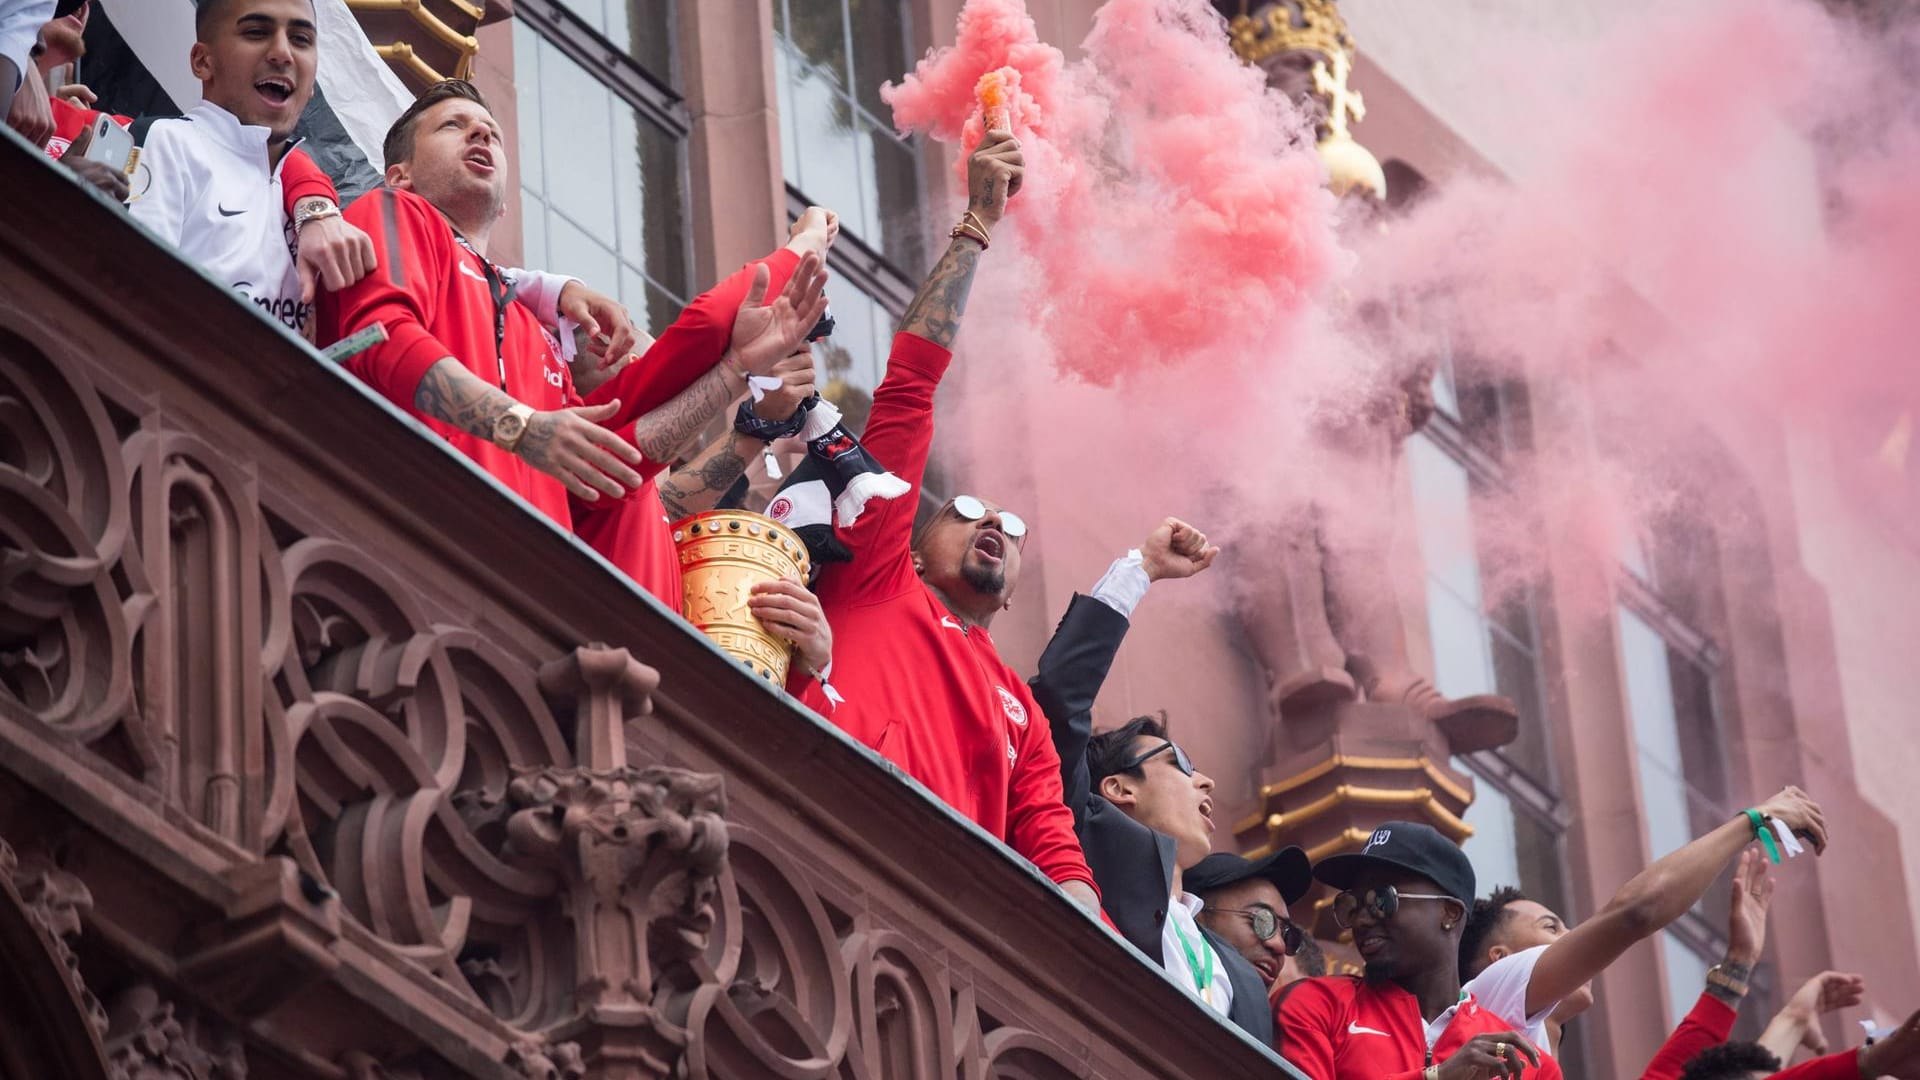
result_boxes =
[883,0,1346,386]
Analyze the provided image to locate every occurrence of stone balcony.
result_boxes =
[0,131,1308,1080]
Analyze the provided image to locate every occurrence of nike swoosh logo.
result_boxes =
[458,263,489,282]
[218,204,245,217]
[939,616,964,631]
[1347,1022,1390,1037]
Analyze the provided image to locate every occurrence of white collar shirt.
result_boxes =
[1159,891,1234,1017]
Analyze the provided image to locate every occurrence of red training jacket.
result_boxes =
[571,247,800,612]
[1274,975,1567,1080]
[1641,993,1736,1080]
[1772,1049,1864,1079]
[320,187,585,527]
[787,334,1095,891]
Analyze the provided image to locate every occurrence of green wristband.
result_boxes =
[1745,808,1782,864]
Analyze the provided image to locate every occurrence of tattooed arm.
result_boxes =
[627,361,746,465]
[412,358,647,501]
[657,432,760,520]
[897,128,1024,349]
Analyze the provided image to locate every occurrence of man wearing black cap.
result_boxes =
[1028,518,1284,1040]
[1273,821,1563,1079]
[1188,851,1326,992]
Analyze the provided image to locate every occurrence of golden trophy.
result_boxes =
[674,511,812,683]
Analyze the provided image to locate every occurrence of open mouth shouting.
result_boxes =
[1199,797,1216,834]
[254,75,295,109]
[972,529,1005,566]
[463,145,497,176]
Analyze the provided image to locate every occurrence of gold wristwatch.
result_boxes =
[492,403,535,452]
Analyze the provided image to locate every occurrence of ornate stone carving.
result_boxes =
[503,1039,586,1080]
[1,840,109,1041]
[102,984,248,1080]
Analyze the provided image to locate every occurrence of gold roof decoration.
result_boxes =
[1225,1,1386,200]
[1226,0,1354,68]
[346,0,487,91]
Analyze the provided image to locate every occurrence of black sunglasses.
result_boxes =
[1205,905,1305,955]
[1330,885,1457,929]
[1118,739,1193,776]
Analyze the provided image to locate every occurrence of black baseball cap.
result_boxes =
[1312,821,1476,904]
[1183,846,1312,906]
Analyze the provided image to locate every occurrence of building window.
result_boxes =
[513,1,692,336]
[773,0,926,274]
[774,0,930,408]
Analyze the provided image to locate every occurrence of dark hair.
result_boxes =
[1679,1042,1782,1080]
[1087,715,1167,790]
[383,79,491,169]
[195,0,316,43]
[1458,885,1526,980]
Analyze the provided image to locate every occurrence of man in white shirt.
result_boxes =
[131,0,371,337]
[1457,786,1828,1055]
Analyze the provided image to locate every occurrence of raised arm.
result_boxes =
[655,351,817,519]
[1521,788,1826,1017]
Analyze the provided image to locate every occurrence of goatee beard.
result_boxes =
[960,560,1005,596]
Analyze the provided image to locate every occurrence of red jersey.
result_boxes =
[787,334,1094,891]
[1774,1050,1865,1079]
[1274,975,1566,1080]
[320,187,590,527]
[572,247,801,612]
[1640,992,1735,1080]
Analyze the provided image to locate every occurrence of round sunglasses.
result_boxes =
[1330,884,1457,929]
[1205,905,1306,955]
[950,494,1028,540]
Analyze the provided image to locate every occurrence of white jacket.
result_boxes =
[130,101,312,335]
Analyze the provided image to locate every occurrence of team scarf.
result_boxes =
[763,398,907,573]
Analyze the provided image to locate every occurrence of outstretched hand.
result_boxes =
[726,252,830,377]
[1140,518,1219,582]
[517,398,646,501]
[1781,971,1866,1054]
[1725,845,1774,964]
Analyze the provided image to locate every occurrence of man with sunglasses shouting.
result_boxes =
[1273,822,1562,1079]
[785,127,1105,910]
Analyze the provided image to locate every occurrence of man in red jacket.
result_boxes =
[1674,1009,1920,1079]
[1273,822,1560,1079]
[784,126,1098,912]
[322,79,826,533]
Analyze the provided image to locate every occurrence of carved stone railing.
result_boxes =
[0,132,1305,1079]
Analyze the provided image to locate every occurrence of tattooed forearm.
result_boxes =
[1705,961,1753,1007]
[413,358,515,439]
[658,434,754,520]
[898,236,983,350]
[630,363,735,462]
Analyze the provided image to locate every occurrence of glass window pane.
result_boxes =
[1409,435,1482,606]
[1427,586,1494,699]
[847,0,909,121]
[605,0,675,84]
[514,19,544,197]
[1660,934,1711,1027]
[1620,607,1696,862]
[776,39,801,191]
[864,118,925,272]
[1460,776,1520,896]
[782,0,850,90]
[783,40,867,227]
[521,195,549,268]
[545,212,620,297]
[535,37,617,241]
[555,0,608,37]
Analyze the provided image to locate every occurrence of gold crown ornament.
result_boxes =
[1223,0,1386,200]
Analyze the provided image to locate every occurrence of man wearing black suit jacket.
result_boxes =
[1029,518,1285,1043]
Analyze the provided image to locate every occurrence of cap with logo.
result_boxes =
[1311,821,1476,904]
[1183,847,1313,906]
